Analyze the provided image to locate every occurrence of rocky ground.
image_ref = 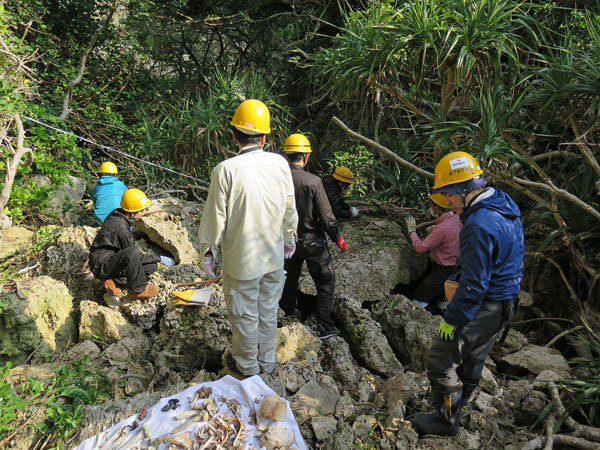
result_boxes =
[0,196,578,449]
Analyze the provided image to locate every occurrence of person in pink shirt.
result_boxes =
[404,193,462,313]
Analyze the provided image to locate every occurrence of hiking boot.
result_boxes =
[317,324,341,339]
[128,284,159,300]
[224,352,250,380]
[103,279,123,297]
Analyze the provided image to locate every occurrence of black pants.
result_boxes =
[413,262,457,304]
[426,298,517,394]
[91,247,157,293]
[280,240,335,329]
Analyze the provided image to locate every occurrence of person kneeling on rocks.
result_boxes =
[88,188,175,304]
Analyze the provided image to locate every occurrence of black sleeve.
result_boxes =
[322,176,352,220]
[314,179,340,243]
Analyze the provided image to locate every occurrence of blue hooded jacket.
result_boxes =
[92,175,128,223]
[444,188,524,327]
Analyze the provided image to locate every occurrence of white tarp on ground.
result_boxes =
[72,375,307,450]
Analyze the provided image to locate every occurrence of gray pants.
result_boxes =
[223,268,285,376]
[426,299,514,394]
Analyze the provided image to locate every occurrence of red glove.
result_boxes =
[337,237,347,252]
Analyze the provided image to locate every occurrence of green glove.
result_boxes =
[405,215,417,233]
[439,320,456,341]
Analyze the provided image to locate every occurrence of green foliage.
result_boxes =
[137,67,293,181]
[0,362,31,441]
[324,144,373,197]
[0,357,109,448]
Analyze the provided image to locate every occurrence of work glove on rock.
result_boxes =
[203,253,216,277]
[439,319,456,341]
[405,215,417,233]
[159,256,175,268]
[284,239,296,259]
[350,206,360,218]
[337,237,347,252]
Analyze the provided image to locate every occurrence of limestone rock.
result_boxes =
[44,226,96,285]
[311,416,338,441]
[0,226,34,259]
[79,300,140,344]
[135,212,199,264]
[480,366,498,395]
[68,340,101,360]
[103,335,152,370]
[329,421,354,450]
[335,394,355,419]
[501,344,571,379]
[6,363,54,385]
[333,297,402,376]
[491,328,528,359]
[373,294,439,372]
[320,336,358,387]
[153,282,232,372]
[275,322,322,364]
[474,391,499,415]
[292,380,340,422]
[280,359,318,394]
[352,414,377,439]
[35,175,87,224]
[0,276,76,364]
[299,220,424,301]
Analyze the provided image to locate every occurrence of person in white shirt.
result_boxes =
[198,99,298,377]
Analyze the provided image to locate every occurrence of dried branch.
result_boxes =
[59,0,118,120]
[525,252,581,307]
[548,380,600,442]
[569,117,600,180]
[545,325,584,348]
[0,115,34,228]
[331,116,434,180]
[513,176,600,222]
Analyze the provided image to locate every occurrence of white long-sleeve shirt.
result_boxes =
[198,149,298,280]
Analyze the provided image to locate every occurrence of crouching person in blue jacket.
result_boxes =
[411,151,524,436]
[92,161,128,223]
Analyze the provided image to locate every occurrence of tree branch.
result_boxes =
[59,0,118,120]
[331,116,434,180]
[0,114,34,228]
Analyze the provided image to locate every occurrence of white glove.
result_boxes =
[203,254,215,277]
[351,207,359,218]
[159,256,176,268]
[284,240,296,259]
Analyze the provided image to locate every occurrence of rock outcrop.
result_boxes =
[0,276,76,364]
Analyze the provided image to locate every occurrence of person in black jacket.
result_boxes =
[88,188,173,303]
[279,134,348,339]
[321,167,359,220]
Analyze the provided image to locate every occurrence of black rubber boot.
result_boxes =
[458,382,478,426]
[412,390,463,436]
[461,382,478,405]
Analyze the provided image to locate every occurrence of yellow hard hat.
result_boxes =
[333,167,353,184]
[283,134,312,153]
[429,193,450,208]
[99,161,118,175]
[432,151,483,193]
[120,189,151,212]
[230,99,271,135]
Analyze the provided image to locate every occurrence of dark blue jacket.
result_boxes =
[92,175,127,223]
[444,189,524,327]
